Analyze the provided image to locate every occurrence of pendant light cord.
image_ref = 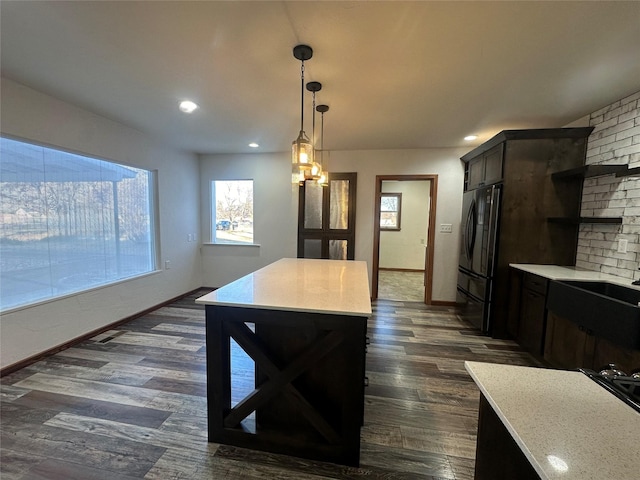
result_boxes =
[320,110,324,165]
[312,90,316,146]
[300,62,305,132]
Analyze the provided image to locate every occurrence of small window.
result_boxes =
[212,180,253,244]
[380,193,402,231]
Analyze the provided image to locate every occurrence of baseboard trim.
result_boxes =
[379,268,425,273]
[0,287,207,377]
[430,300,457,307]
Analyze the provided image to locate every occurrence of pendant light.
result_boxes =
[291,45,314,184]
[304,81,323,181]
[316,104,330,187]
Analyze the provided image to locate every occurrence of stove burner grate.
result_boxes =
[579,369,640,414]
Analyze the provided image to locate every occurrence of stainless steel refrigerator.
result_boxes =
[457,184,502,333]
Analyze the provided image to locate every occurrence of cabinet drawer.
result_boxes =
[522,273,548,295]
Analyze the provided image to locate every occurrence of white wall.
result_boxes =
[328,149,466,302]
[379,180,430,270]
[0,78,202,370]
[199,148,465,302]
[576,91,640,282]
[199,153,298,288]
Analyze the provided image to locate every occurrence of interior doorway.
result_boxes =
[372,175,437,304]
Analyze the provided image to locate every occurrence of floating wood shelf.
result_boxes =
[551,164,629,180]
[547,217,623,225]
[615,166,640,177]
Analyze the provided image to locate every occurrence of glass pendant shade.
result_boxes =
[315,149,328,185]
[304,161,323,181]
[292,130,313,170]
[318,173,329,186]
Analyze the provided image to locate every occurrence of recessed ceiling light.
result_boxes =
[464,135,478,141]
[248,142,259,148]
[179,100,198,113]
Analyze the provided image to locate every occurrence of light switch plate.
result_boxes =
[440,224,453,233]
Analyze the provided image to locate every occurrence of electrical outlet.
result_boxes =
[440,224,453,233]
[165,260,171,270]
[617,239,628,254]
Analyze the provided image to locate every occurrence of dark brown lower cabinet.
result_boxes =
[543,312,593,370]
[544,311,640,373]
[474,395,540,480]
[516,274,548,356]
[591,335,640,374]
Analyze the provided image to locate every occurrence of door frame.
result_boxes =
[372,174,438,304]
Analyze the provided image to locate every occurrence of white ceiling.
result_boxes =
[2,1,640,155]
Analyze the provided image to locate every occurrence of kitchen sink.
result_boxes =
[560,281,640,305]
[546,280,640,350]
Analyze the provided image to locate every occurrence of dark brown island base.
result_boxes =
[196,258,371,467]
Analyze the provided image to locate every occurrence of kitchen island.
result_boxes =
[195,258,371,466]
[465,361,640,480]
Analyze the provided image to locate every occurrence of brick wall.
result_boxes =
[576,91,640,282]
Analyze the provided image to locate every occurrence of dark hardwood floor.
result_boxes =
[1,290,541,479]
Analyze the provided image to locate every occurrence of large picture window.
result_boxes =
[0,136,157,311]
[212,180,254,244]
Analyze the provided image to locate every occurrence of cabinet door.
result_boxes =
[467,156,485,190]
[517,289,546,356]
[507,269,522,339]
[483,145,504,186]
[591,336,640,375]
[465,145,504,191]
[544,312,591,369]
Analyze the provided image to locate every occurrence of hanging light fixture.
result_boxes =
[316,104,330,187]
[304,81,323,181]
[291,45,314,184]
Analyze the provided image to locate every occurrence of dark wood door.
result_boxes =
[482,144,504,186]
[298,172,357,260]
[467,156,485,190]
[517,288,546,356]
[544,312,592,369]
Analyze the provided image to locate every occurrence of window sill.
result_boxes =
[0,269,162,315]
[202,242,261,247]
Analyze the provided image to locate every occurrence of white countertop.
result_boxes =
[465,361,640,480]
[195,258,372,317]
[510,264,640,291]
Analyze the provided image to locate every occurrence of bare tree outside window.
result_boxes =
[0,136,156,311]
[214,180,254,244]
[380,193,402,231]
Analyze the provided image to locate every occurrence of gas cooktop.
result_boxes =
[580,367,640,414]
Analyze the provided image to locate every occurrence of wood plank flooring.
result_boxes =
[1,290,542,479]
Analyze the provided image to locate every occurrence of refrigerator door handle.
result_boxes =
[485,185,501,277]
[465,198,477,262]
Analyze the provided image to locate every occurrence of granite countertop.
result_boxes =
[465,361,640,480]
[509,264,640,291]
[195,258,372,317]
